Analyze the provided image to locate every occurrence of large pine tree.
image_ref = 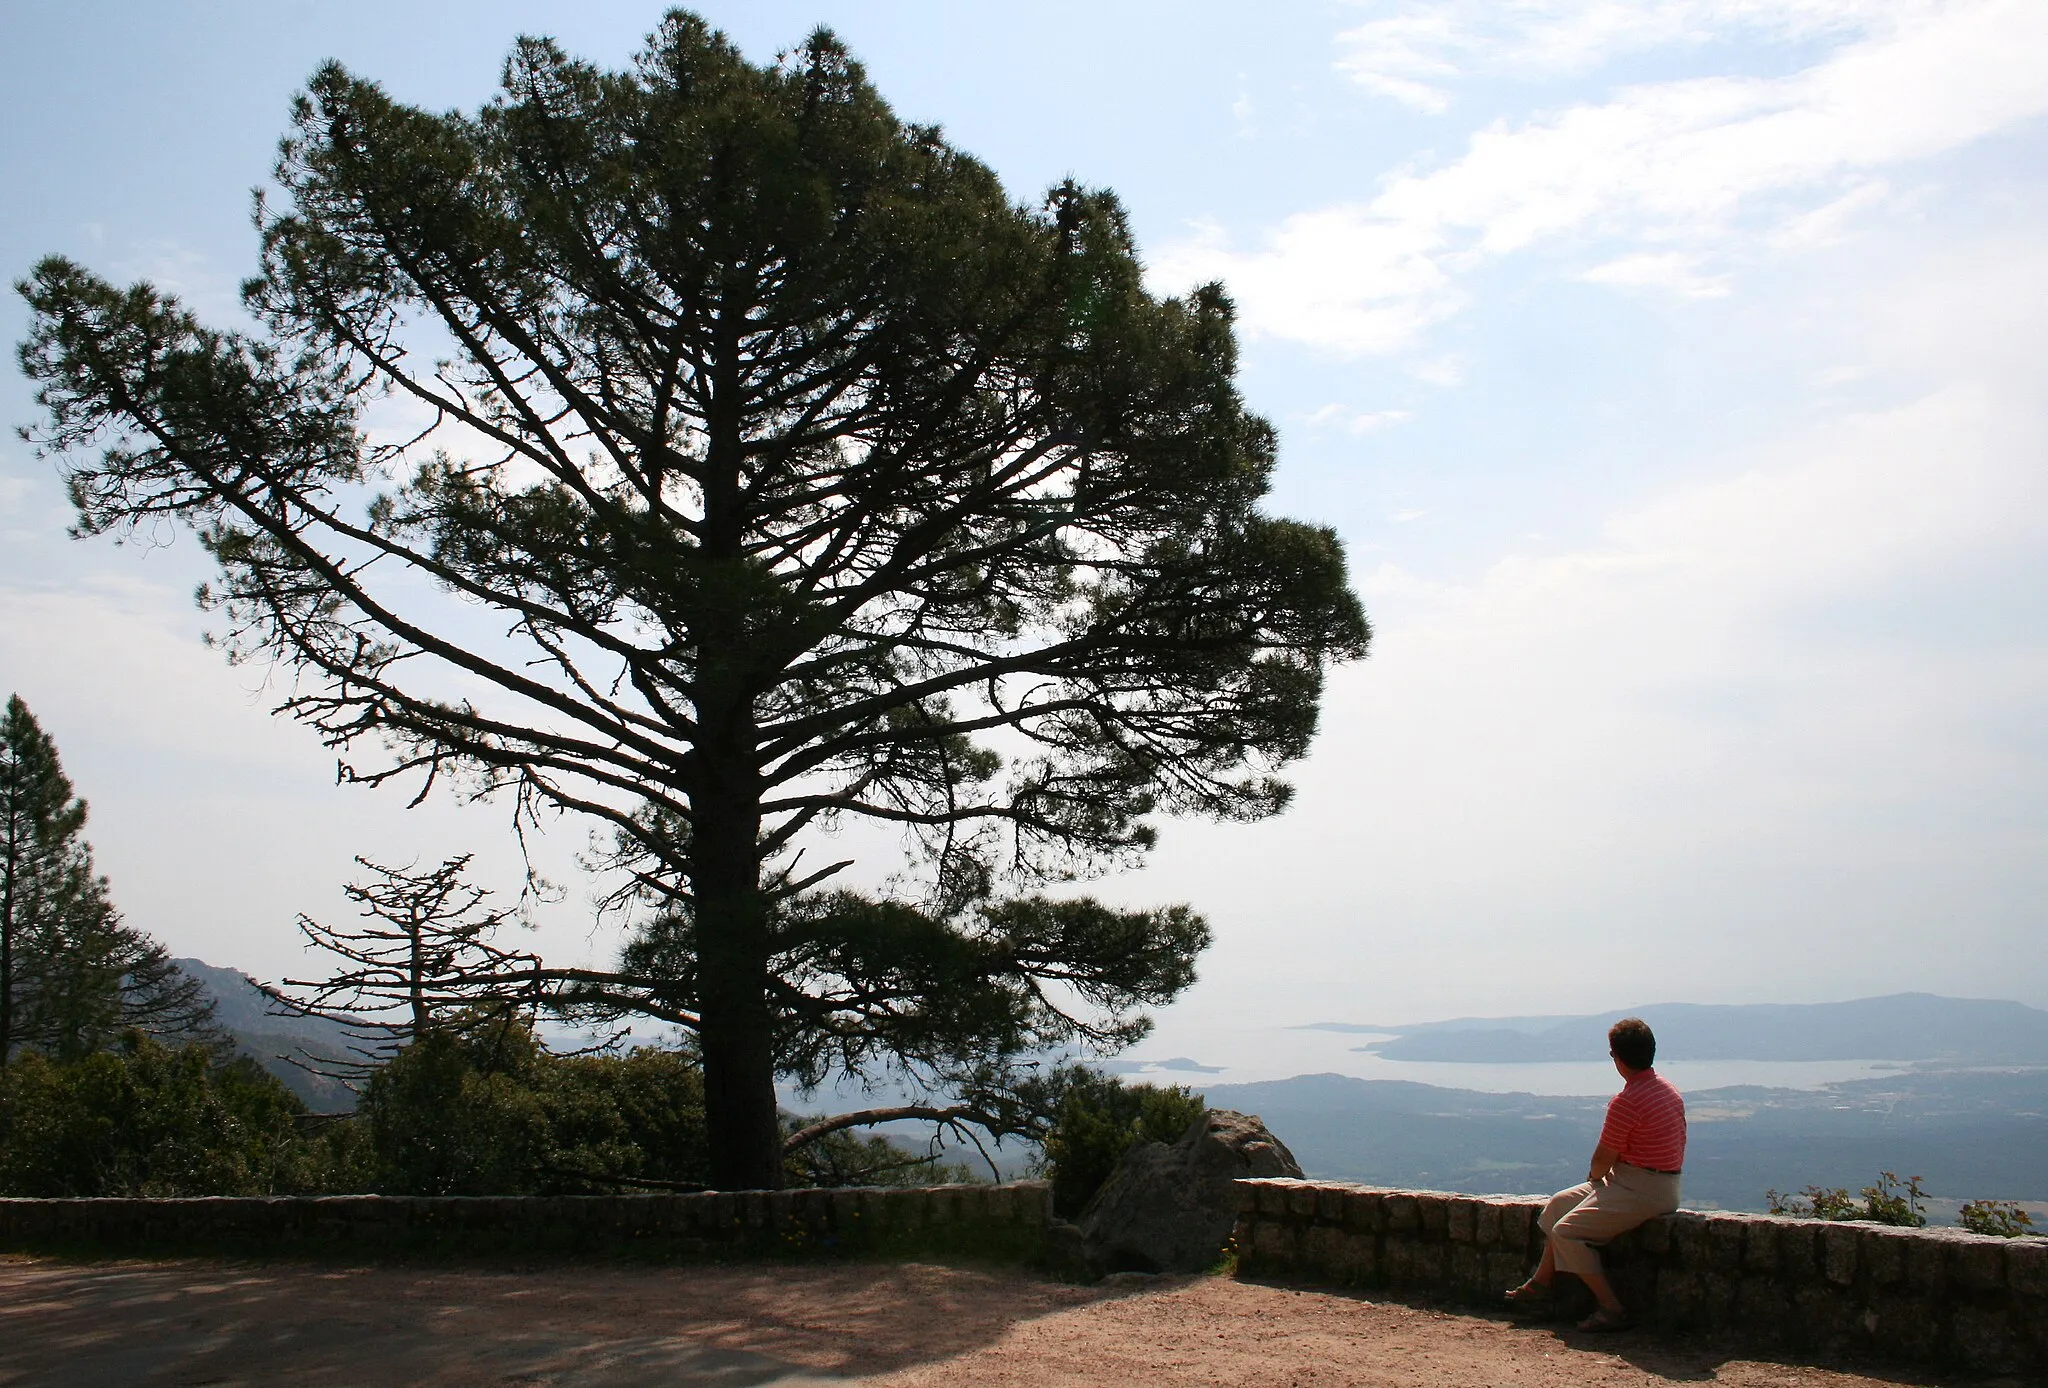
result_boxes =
[0,695,218,1063]
[18,14,1369,1185]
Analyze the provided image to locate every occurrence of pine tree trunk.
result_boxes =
[1,765,17,1070]
[691,778,784,1191]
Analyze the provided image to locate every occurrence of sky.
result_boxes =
[2,1,2045,1065]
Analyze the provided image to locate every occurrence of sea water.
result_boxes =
[1117,1025,1900,1095]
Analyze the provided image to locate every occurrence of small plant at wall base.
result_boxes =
[1957,1199,2035,1238]
[1766,1171,1927,1227]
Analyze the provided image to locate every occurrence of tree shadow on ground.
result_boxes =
[0,1253,1119,1387]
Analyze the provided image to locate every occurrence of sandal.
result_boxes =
[1503,1280,1553,1308]
[1577,1306,1634,1333]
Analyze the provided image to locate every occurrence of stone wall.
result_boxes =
[1233,1179,2047,1376]
[0,1182,1052,1262]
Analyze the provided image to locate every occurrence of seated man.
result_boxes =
[1506,1016,1685,1331]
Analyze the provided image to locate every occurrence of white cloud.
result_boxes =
[1306,404,1415,434]
[1155,211,1462,354]
[1578,250,1730,296]
[1336,0,1898,112]
[1159,0,2048,354]
[1412,354,1466,386]
[1133,369,2048,1022]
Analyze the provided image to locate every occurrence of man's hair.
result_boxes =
[1609,1017,1656,1070]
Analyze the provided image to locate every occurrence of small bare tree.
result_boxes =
[262,854,543,1083]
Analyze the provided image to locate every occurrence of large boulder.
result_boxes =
[1078,1108,1302,1274]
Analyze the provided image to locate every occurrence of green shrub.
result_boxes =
[0,1031,342,1195]
[1766,1170,1926,1227]
[359,1022,710,1195]
[1958,1199,2035,1237]
[1038,1068,1206,1219]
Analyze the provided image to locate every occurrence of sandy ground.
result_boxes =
[0,1254,2002,1388]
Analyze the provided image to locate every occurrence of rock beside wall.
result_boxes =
[0,1182,1052,1262]
[1080,1110,1302,1274]
[1233,1179,2048,1377]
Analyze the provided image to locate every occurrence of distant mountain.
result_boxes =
[1306,994,2048,1065]
[1201,1066,2048,1215]
[174,958,362,1114]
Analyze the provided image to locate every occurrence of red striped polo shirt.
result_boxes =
[1599,1069,1687,1172]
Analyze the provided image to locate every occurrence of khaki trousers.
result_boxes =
[1540,1164,1682,1277]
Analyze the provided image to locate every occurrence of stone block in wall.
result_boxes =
[1257,1182,1295,1217]
[1703,1217,1745,1272]
[1638,1214,1671,1255]
[1858,1225,1907,1286]
[1486,1250,1527,1294]
[1450,1244,1486,1295]
[1730,1274,1792,1344]
[831,1187,861,1235]
[1950,1306,2023,1375]
[1336,1229,1378,1284]
[1497,1202,1534,1254]
[1345,1191,1384,1235]
[702,1191,737,1232]
[1446,1198,1475,1244]
[1863,1291,1940,1362]
[2006,1237,2048,1297]
[1741,1218,1780,1273]
[1697,1267,1740,1325]
[1945,1232,2006,1293]
[1900,1227,1944,1292]
[1473,1202,1500,1247]
[1316,1186,1350,1224]
[1384,1195,1419,1235]
[1383,1237,1413,1283]
[2024,1282,2048,1366]
[1777,1220,1820,1280]
[1790,1282,1858,1354]
[1664,1212,1709,1268]
[1303,1223,1344,1279]
[1287,1185,1320,1219]
[1822,1224,1859,1286]
[1250,1219,1297,1275]
[849,1188,886,1233]
[1656,1269,1709,1328]
[1417,1194,1449,1238]
[1411,1241,1448,1286]
[893,1187,931,1228]
[740,1191,771,1232]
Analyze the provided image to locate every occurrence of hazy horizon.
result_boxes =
[5,2,2046,1061]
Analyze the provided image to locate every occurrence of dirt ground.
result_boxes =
[0,1254,2006,1388]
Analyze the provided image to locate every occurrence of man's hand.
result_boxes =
[1588,1143,1618,1184]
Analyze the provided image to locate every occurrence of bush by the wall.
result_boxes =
[1038,1068,1205,1219]
[1766,1170,1927,1226]
[359,1023,710,1195]
[1958,1199,2036,1237]
[0,1031,356,1196]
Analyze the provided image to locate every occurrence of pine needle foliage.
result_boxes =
[16,12,1368,1186]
